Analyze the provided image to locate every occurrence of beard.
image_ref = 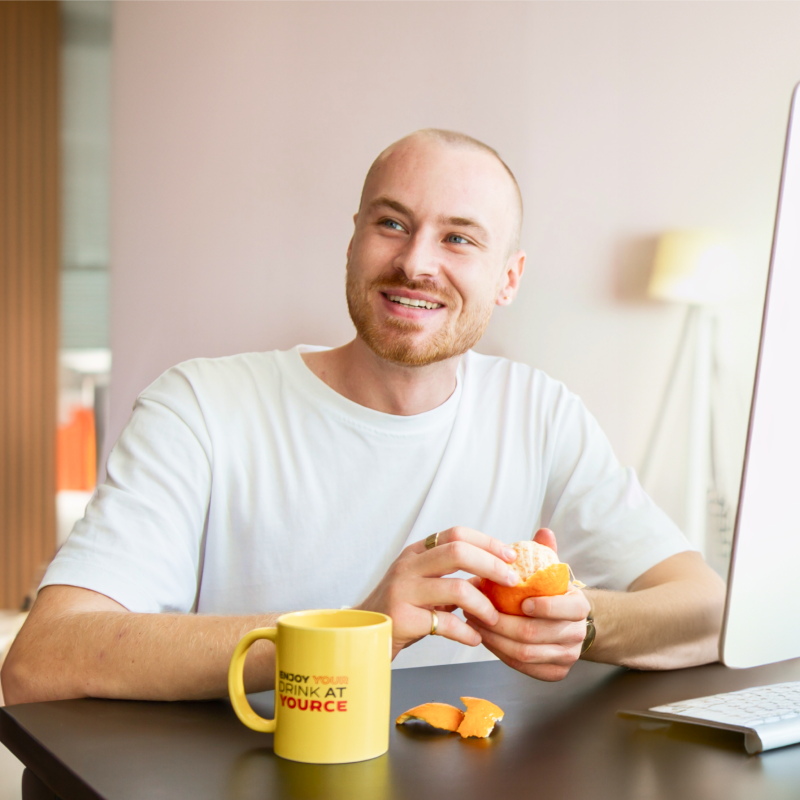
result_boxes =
[345,267,494,367]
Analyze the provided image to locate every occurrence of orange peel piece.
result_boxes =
[395,702,464,732]
[456,696,505,739]
[479,540,570,616]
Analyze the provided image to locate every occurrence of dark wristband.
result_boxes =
[581,615,596,655]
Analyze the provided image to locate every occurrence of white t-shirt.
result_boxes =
[42,346,691,668]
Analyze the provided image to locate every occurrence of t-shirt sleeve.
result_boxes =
[539,386,693,591]
[40,367,213,613]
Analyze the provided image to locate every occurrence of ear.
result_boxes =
[495,249,526,306]
[347,212,359,259]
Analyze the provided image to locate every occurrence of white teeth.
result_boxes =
[388,295,442,310]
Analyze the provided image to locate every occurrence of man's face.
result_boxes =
[346,139,522,367]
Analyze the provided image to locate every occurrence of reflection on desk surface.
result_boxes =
[3,658,800,800]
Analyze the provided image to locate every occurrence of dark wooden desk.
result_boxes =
[4,658,800,800]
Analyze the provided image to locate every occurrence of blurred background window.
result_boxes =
[56,0,111,550]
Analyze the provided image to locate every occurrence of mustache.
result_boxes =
[369,276,454,306]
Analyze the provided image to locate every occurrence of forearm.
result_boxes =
[582,557,725,670]
[3,601,281,704]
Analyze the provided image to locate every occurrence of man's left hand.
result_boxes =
[465,587,590,682]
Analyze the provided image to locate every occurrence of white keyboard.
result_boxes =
[622,681,800,754]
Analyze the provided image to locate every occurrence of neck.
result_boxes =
[301,338,460,416]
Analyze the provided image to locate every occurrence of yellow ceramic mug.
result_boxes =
[228,609,392,764]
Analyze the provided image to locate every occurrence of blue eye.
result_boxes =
[382,219,404,231]
[448,234,469,245]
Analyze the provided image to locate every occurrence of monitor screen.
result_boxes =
[721,82,800,668]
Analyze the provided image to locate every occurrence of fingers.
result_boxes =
[411,534,520,588]
[423,542,519,586]
[465,609,585,646]
[467,618,583,674]
[532,527,558,554]
[409,527,517,565]
[429,608,482,648]
[476,624,578,666]
[520,587,591,620]
[417,578,499,627]
[478,639,575,683]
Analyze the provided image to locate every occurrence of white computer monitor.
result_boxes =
[720,82,800,669]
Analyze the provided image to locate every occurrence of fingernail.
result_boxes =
[506,569,519,586]
[502,547,517,562]
[522,598,535,615]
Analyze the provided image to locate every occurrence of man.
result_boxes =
[2,130,724,705]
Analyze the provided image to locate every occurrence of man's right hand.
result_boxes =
[356,526,520,659]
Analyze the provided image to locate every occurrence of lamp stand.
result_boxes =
[639,305,715,558]
[684,305,713,555]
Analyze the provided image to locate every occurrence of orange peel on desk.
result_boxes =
[396,697,505,739]
[479,540,574,616]
[395,702,464,732]
[456,697,505,739]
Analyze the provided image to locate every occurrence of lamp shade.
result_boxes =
[648,230,741,305]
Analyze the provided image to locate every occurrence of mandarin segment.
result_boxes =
[395,702,464,732]
[456,696,505,739]
[508,540,558,576]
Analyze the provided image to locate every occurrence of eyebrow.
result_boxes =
[440,215,489,240]
[368,195,490,241]
[368,196,414,218]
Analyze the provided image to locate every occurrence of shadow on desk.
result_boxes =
[22,769,59,800]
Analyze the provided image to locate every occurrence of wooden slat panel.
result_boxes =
[20,0,35,607]
[41,1,59,599]
[4,0,23,609]
[0,1,59,610]
[0,1,7,609]
[24,2,43,604]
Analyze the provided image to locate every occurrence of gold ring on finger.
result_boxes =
[425,532,440,550]
[430,609,439,636]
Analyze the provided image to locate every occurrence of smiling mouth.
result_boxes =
[386,294,443,310]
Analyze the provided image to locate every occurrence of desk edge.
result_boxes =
[0,707,104,800]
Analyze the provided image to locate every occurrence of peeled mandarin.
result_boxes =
[395,702,464,732]
[456,696,505,739]
[479,540,570,616]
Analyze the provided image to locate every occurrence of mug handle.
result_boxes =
[228,627,278,732]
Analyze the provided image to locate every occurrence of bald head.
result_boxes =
[359,129,523,256]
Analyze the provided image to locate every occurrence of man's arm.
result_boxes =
[582,550,725,670]
[2,527,518,704]
[467,547,726,681]
[1,586,282,705]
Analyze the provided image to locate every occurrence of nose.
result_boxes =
[393,230,440,281]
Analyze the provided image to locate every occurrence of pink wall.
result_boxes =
[110,1,800,535]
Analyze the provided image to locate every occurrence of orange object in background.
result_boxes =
[56,406,97,491]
